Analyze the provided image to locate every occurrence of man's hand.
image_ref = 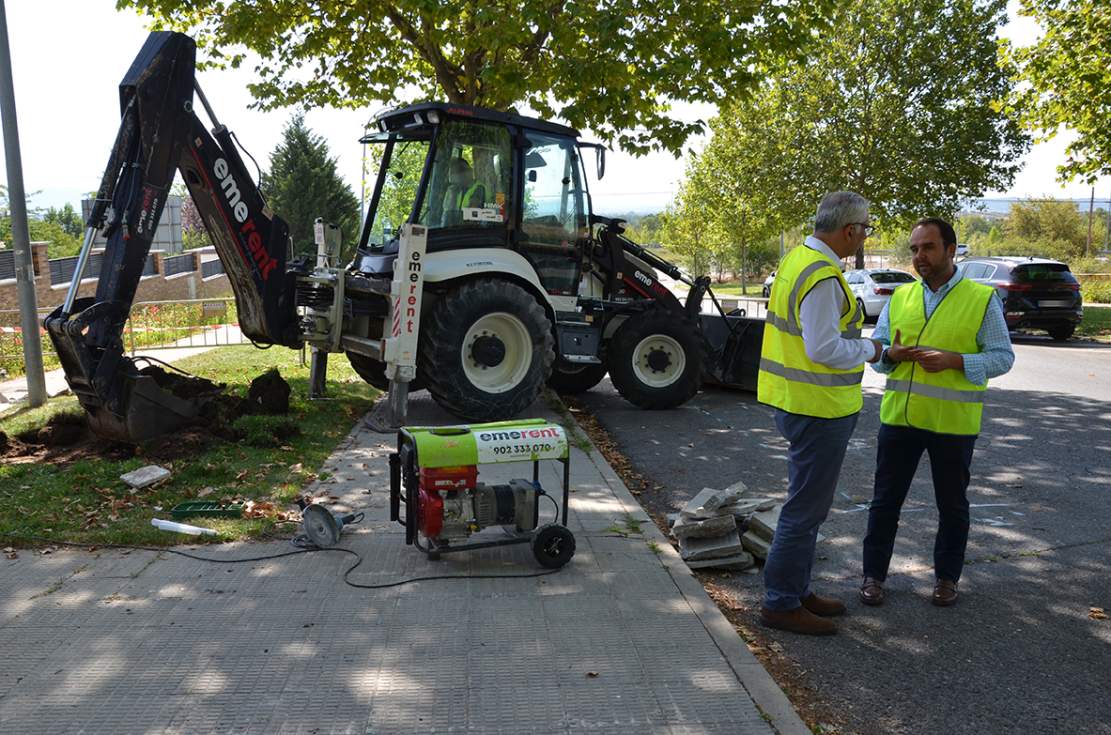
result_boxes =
[916,349,963,372]
[886,330,920,363]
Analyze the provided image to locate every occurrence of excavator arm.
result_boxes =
[44,31,299,441]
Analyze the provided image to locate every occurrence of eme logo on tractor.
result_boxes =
[404,251,422,334]
[214,157,278,281]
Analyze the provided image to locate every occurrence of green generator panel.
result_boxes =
[400,419,569,468]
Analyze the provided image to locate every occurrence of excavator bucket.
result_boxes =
[46,297,224,443]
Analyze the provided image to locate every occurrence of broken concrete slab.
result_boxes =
[749,505,783,541]
[671,513,737,539]
[741,530,771,560]
[721,479,749,498]
[718,497,778,517]
[686,551,755,571]
[120,465,171,490]
[680,487,728,519]
[679,529,744,561]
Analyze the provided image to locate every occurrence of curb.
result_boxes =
[569,412,811,735]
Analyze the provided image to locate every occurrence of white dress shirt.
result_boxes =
[797,236,876,369]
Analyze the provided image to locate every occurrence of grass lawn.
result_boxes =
[0,345,378,548]
[1078,307,1111,341]
[706,282,766,297]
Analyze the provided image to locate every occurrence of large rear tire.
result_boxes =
[548,359,608,394]
[608,308,705,409]
[419,279,554,421]
[346,352,425,392]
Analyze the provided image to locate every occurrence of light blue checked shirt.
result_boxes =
[871,267,1014,386]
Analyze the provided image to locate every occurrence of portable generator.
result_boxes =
[388,420,575,568]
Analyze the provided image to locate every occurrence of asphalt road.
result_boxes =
[576,333,1111,735]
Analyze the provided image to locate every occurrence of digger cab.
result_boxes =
[353,103,605,298]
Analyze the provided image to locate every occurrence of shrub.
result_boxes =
[1080,279,1111,304]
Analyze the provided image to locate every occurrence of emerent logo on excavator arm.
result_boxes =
[214,157,278,281]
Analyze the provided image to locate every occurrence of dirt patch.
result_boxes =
[565,396,846,734]
[1,370,293,466]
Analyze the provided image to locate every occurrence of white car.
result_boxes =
[845,269,917,320]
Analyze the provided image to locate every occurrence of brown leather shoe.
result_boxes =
[860,577,885,606]
[760,605,837,636]
[802,592,846,617]
[932,579,958,607]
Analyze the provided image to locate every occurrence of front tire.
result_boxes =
[548,359,608,394]
[1048,323,1075,341]
[608,307,705,409]
[419,279,554,421]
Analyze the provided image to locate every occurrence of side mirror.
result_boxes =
[596,148,606,180]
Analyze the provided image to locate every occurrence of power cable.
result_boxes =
[0,532,563,590]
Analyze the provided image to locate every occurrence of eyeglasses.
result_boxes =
[849,223,875,236]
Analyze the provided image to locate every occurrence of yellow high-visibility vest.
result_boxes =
[456,182,485,209]
[757,245,864,418]
[880,278,994,435]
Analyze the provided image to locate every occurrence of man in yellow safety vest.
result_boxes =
[860,218,1014,608]
[757,191,885,636]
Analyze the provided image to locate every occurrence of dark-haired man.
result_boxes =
[860,217,1014,607]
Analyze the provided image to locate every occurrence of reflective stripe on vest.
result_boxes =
[879,278,994,435]
[760,357,864,387]
[757,245,864,418]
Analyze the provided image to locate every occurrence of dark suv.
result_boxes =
[957,256,1083,341]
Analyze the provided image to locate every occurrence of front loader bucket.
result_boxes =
[699,313,764,391]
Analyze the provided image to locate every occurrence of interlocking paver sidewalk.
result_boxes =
[0,393,805,734]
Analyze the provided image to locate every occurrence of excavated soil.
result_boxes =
[1,370,294,465]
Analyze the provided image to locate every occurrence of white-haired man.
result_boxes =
[757,191,883,635]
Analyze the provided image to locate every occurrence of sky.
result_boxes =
[1,0,1109,219]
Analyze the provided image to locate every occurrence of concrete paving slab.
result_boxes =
[0,392,805,735]
[679,528,745,561]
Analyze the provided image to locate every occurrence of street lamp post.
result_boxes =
[0,0,46,406]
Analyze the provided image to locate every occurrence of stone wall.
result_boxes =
[0,242,233,324]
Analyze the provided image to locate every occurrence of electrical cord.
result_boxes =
[0,532,563,590]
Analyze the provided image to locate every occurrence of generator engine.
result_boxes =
[418,465,539,542]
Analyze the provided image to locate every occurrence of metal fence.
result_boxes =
[201,259,224,278]
[0,298,246,379]
[0,250,14,281]
[162,254,196,277]
[50,252,104,285]
[123,298,245,354]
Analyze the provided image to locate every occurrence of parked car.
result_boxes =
[957,256,1082,341]
[845,269,917,321]
[762,271,776,298]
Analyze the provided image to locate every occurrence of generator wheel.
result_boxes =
[608,308,705,409]
[347,352,425,392]
[532,524,576,568]
[548,359,608,394]
[420,278,554,421]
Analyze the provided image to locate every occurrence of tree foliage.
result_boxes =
[119,0,833,155]
[265,115,361,261]
[1009,0,1111,183]
[677,0,1028,268]
[42,204,83,238]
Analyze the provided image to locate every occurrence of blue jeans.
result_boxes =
[763,409,859,611]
